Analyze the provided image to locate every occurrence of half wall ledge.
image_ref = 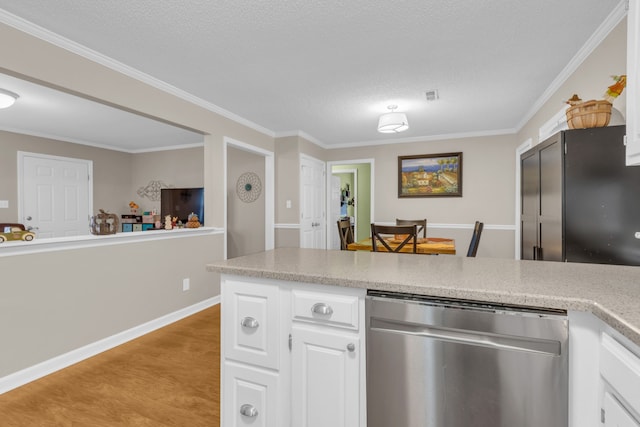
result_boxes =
[0,227,223,257]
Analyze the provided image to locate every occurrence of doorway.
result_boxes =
[327,159,374,248]
[224,137,274,259]
[18,151,93,238]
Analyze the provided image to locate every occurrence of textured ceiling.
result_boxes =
[0,0,624,150]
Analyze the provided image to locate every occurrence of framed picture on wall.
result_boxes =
[398,152,462,197]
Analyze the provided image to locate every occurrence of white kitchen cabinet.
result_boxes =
[568,312,640,427]
[220,275,365,427]
[291,324,362,427]
[603,392,640,427]
[223,361,281,427]
[626,0,640,165]
[600,333,640,425]
[222,278,280,369]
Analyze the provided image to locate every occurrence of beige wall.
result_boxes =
[326,135,518,258]
[0,233,223,377]
[0,131,205,223]
[0,20,268,380]
[227,146,266,258]
[0,130,132,223]
[518,19,627,146]
[0,21,275,229]
[130,147,205,215]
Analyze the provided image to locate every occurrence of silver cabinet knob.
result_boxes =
[311,302,333,316]
[240,403,259,418]
[347,343,356,352]
[240,317,259,329]
[25,216,32,221]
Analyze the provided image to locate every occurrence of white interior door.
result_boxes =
[300,155,325,249]
[19,152,92,238]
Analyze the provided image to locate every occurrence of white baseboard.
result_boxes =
[0,296,221,395]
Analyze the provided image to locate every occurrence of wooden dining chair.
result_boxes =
[371,224,418,253]
[466,221,484,257]
[337,219,354,250]
[396,218,427,238]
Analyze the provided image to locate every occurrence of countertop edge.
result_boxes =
[206,249,640,346]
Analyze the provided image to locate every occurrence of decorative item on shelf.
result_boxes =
[89,209,119,235]
[129,201,139,215]
[164,215,173,230]
[236,172,262,203]
[137,180,173,201]
[185,213,201,228]
[565,75,626,129]
[0,223,35,243]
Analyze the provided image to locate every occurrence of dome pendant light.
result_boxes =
[0,89,19,109]
[377,105,409,134]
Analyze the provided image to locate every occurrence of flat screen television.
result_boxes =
[160,187,204,225]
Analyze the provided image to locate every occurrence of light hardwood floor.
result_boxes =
[0,304,220,427]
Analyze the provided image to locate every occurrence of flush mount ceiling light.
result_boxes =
[377,105,409,134]
[0,89,19,109]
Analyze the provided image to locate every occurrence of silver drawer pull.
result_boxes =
[311,302,333,316]
[240,317,259,329]
[240,403,259,418]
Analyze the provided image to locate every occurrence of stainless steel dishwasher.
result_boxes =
[366,291,568,427]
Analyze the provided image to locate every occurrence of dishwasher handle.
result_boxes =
[370,317,561,356]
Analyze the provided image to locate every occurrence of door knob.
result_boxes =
[240,404,259,418]
[347,343,356,352]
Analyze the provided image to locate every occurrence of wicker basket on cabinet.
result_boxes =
[566,100,612,129]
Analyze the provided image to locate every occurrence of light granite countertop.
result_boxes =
[207,248,640,346]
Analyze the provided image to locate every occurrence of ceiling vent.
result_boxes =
[425,90,439,102]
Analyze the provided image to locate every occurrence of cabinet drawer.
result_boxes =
[292,289,359,330]
[223,361,280,427]
[603,391,640,427]
[223,279,279,369]
[600,333,640,417]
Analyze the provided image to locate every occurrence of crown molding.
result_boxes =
[0,9,275,139]
[515,0,628,132]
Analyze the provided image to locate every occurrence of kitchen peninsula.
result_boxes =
[209,248,640,427]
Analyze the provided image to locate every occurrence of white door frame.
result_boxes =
[326,158,375,249]
[514,139,532,259]
[17,151,93,235]
[223,137,274,260]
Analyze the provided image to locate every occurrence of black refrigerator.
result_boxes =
[521,125,640,266]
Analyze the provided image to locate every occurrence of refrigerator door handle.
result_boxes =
[533,246,537,260]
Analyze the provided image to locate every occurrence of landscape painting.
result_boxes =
[398,152,462,197]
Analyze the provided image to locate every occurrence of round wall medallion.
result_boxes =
[236,172,262,203]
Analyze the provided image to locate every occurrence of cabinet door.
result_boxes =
[291,325,361,427]
[222,279,280,369]
[521,152,539,260]
[627,0,640,165]
[603,392,640,427]
[223,361,280,427]
[538,139,563,261]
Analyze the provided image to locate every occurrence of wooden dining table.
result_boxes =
[347,237,456,255]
